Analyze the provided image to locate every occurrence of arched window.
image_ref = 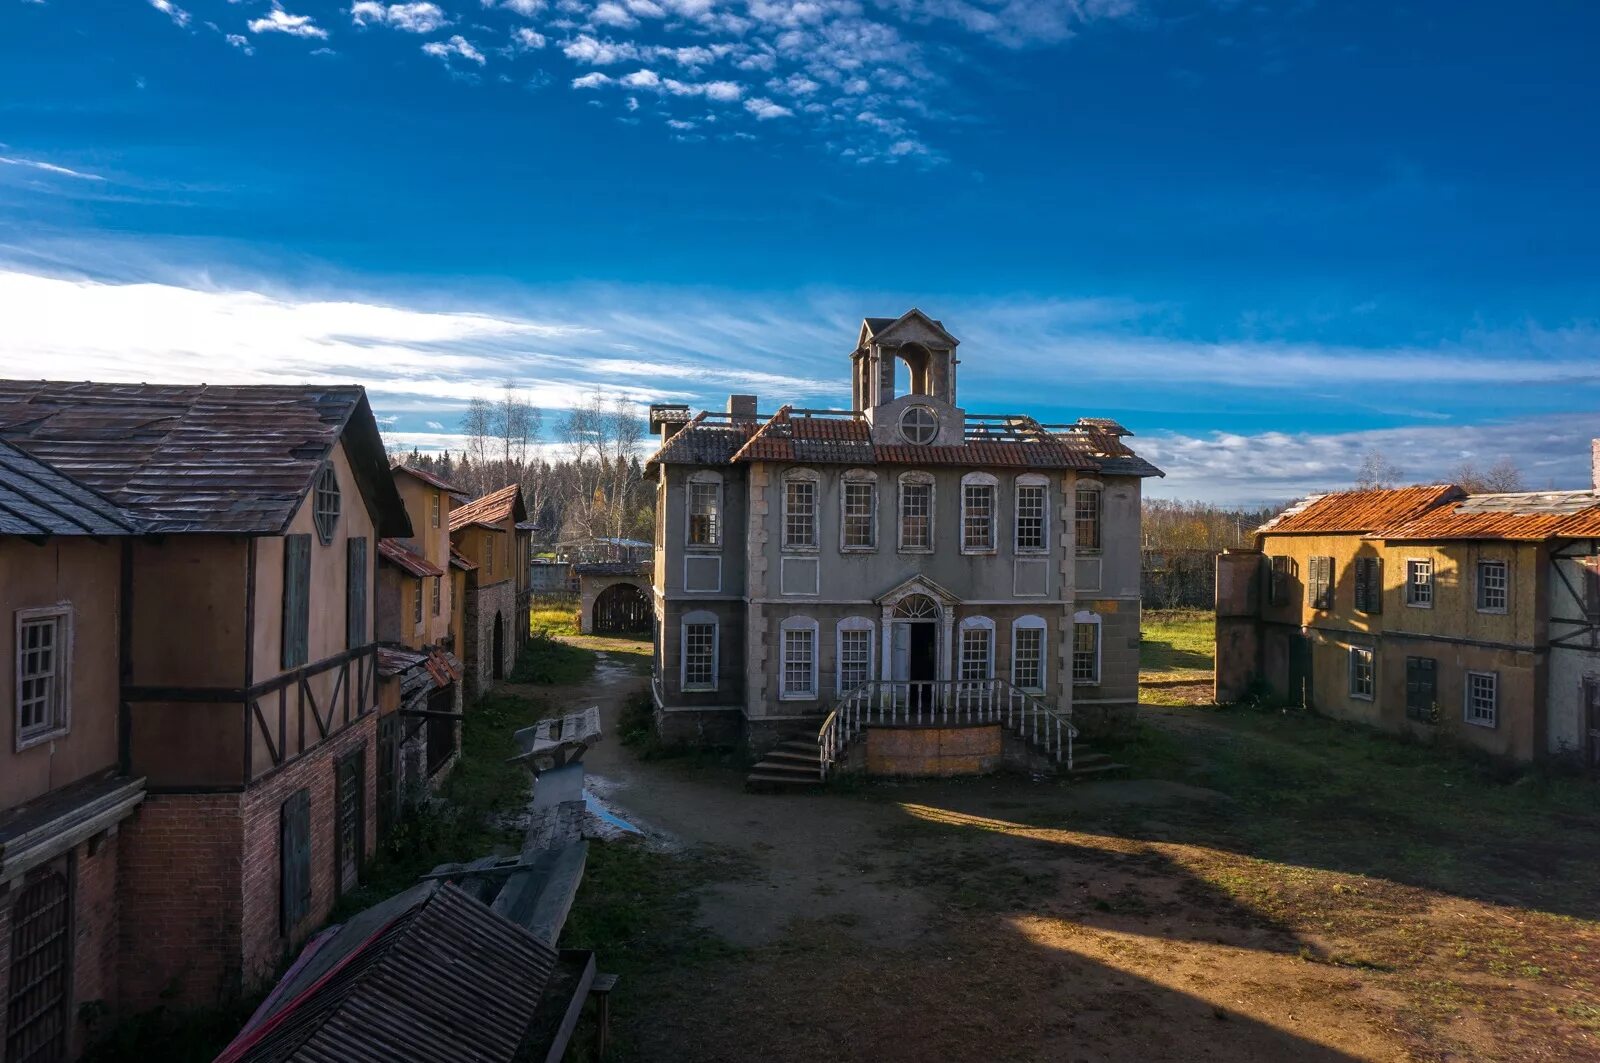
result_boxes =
[960,472,998,553]
[313,464,341,545]
[840,469,878,551]
[1072,610,1101,685]
[892,593,941,620]
[1014,474,1049,554]
[782,469,820,551]
[685,470,723,548]
[681,610,719,691]
[898,471,934,552]
[958,615,995,681]
[780,615,820,699]
[836,616,876,694]
[899,342,932,395]
[1011,614,1048,693]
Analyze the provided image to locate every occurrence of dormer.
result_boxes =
[851,309,961,412]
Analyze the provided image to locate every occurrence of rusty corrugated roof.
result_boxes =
[0,380,410,536]
[0,440,142,536]
[448,483,526,532]
[1379,490,1600,541]
[378,537,445,578]
[1258,484,1464,535]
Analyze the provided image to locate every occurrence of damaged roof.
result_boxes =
[0,380,410,537]
[448,483,526,532]
[645,410,762,471]
[377,538,445,578]
[0,440,142,536]
[392,464,467,497]
[1258,484,1465,536]
[1379,490,1600,541]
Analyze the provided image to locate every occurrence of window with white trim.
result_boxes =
[1406,559,1433,608]
[687,474,722,548]
[836,617,875,694]
[430,492,440,529]
[958,617,994,681]
[841,475,877,551]
[1011,615,1047,693]
[783,472,818,550]
[899,473,933,551]
[1464,671,1498,727]
[313,464,341,545]
[681,611,718,691]
[1071,613,1100,684]
[1476,560,1508,613]
[15,605,71,749]
[1014,477,1047,553]
[1348,646,1375,700]
[1075,485,1101,552]
[961,473,997,552]
[780,617,818,698]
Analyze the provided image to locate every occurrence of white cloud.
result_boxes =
[425,420,447,430]
[351,1,451,33]
[767,73,819,95]
[510,26,546,48]
[247,5,329,38]
[743,97,792,119]
[225,32,255,54]
[422,34,487,63]
[497,0,544,12]
[0,155,106,182]
[619,68,661,89]
[571,71,612,88]
[590,0,637,27]
[562,34,638,64]
[147,0,191,27]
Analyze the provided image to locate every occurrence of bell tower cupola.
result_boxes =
[851,309,961,413]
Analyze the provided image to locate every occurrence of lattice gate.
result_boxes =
[7,867,71,1063]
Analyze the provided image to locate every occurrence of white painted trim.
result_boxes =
[960,472,999,555]
[1012,558,1050,597]
[957,614,995,680]
[14,602,73,751]
[780,467,821,553]
[838,469,879,554]
[779,615,820,700]
[1404,557,1433,609]
[835,615,876,694]
[1014,473,1050,555]
[684,469,724,550]
[1010,614,1048,693]
[896,470,936,553]
[779,555,820,597]
[1347,645,1376,701]
[1070,609,1101,686]
[679,609,719,692]
[1464,670,1499,728]
[1474,559,1510,615]
[681,553,723,594]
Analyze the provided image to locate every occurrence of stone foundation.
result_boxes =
[865,724,1002,776]
[1069,700,1137,739]
[655,706,744,748]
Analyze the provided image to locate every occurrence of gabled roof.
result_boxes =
[378,537,446,578]
[448,483,526,532]
[393,464,466,497]
[858,309,958,349]
[646,410,762,470]
[1379,490,1600,541]
[0,440,142,536]
[1258,485,1464,536]
[0,380,410,536]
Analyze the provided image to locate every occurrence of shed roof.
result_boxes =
[1258,484,1464,536]
[448,483,526,532]
[0,380,409,536]
[378,538,445,578]
[0,441,142,536]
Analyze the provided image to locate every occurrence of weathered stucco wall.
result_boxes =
[865,724,1002,776]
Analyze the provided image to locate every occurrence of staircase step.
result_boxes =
[1070,752,1112,768]
[764,749,821,766]
[745,771,823,790]
[750,759,820,777]
[773,740,821,756]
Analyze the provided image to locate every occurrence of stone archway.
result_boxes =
[592,582,651,635]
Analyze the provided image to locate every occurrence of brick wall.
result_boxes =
[239,715,378,988]
[71,832,122,1055]
[118,793,244,1012]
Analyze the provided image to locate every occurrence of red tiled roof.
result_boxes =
[1259,485,1464,536]
[731,406,1102,469]
[448,483,525,531]
[647,411,761,468]
[1379,490,1600,541]
[393,464,465,495]
[378,537,445,578]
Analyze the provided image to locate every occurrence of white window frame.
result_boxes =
[835,616,876,695]
[1348,646,1375,701]
[1405,558,1433,608]
[1071,609,1101,685]
[957,615,995,681]
[430,491,441,529]
[1010,614,1048,693]
[1464,670,1498,728]
[781,469,820,553]
[1013,475,1049,555]
[680,610,719,692]
[780,615,820,699]
[1476,559,1509,614]
[685,471,723,550]
[897,471,935,553]
[15,604,73,751]
[839,470,878,553]
[1074,482,1102,554]
[960,472,999,555]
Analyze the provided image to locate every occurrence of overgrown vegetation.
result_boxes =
[509,630,596,686]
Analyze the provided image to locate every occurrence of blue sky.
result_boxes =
[2,0,1598,502]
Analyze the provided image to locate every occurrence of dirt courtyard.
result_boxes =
[545,641,1600,1063]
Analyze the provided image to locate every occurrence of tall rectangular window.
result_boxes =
[962,483,995,551]
[1476,560,1508,612]
[900,480,932,551]
[15,607,71,747]
[1349,646,1375,700]
[1072,622,1099,683]
[838,627,873,692]
[784,479,817,549]
[282,533,311,669]
[782,626,816,697]
[280,789,312,933]
[1075,487,1101,552]
[1012,624,1044,691]
[682,622,716,689]
[1269,556,1292,606]
[430,492,440,529]
[688,481,721,547]
[412,579,424,626]
[1465,671,1498,727]
[959,626,993,681]
[842,480,876,549]
[346,536,368,647]
[1405,656,1437,721]
[1015,483,1046,552]
[1354,556,1383,614]
[1406,559,1433,608]
[431,575,441,616]
[1308,555,1334,610]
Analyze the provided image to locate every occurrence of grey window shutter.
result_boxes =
[282,534,311,669]
[280,789,312,933]
[347,536,368,646]
[1369,558,1382,614]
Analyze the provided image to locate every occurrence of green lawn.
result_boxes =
[1140,608,1216,706]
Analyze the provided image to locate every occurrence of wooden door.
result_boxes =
[335,751,365,896]
[6,863,71,1063]
[376,715,399,842]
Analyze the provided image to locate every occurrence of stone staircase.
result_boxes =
[744,733,1126,790]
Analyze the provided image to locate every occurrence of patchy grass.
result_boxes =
[509,630,597,685]
[1140,609,1216,706]
[530,599,581,638]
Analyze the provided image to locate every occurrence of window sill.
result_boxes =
[1476,607,1508,615]
[840,546,878,554]
[898,546,935,555]
[1464,717,1498,729]
[1015,548,1049,556]
[961,547,998,556]
[779,692,819,702]
[781,546,820,555]
[15,725,69,752]
[1405,601,1433,609]
[1074,549,1103,556]
[685,544,722,553]
[1350,693,1375,702]
[682,684,718,693]
[1071,679,1099,687]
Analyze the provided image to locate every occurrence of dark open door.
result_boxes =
[492,612,506,681]
[335,750,365,897]
[1287,634,1313,709]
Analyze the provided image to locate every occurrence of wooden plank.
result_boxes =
[543,950,597,1063]
[495,840,588,945]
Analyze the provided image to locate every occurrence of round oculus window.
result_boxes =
[900,405,938,445]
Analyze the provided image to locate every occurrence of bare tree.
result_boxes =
[1452,456,1526,493]
[459,397,494,495]
[558,391,647,542]
[1353,448,1402,491]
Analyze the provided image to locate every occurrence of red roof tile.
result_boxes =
[1260,485,1464,535]
[449,546,477,571]
[448,483,525,531]
[1379,491,1600,541]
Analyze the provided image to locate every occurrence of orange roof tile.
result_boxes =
[448,483,525,531]
[1379,490,1600,541]
[1259,485,1463,536]
[378,537,445,578]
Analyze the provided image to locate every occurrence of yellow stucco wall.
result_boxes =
[865,724,1002,776]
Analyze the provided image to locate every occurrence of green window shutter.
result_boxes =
[282,534,311,669]
[1369,558,1382,614]
[280,789,312,933]
[347,536,368,646]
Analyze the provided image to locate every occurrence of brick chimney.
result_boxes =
[728,394,758,425]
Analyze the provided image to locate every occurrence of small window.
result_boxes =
[431,575,441,617]
[687,477,721,548]
[1268,556,1292,606]
[1308,555,1334,610]
[1476,560,1508,613]
[1583,559,1600,621]
[781,619,818,698]
[1071,616,1100,684]
[961,475,997,552]
[413,578,424,627]
[313,465,341,545]
[1015,479,1047,553]
[1405,656,1437,722]
[958,619,994,681]
[1348,646,1375,700]
[1465,671,1498,727]
[1354,556,1383,614]
[842,478,876,550]
[1011,616,1046,693]
[15,606,72,749]
[681,613,718,690]
[899,475,933,552]
[1406,559,1433,608]
[430,492,440,529]
[1075,486,1101,552]
[837,618,875,694]
[783,475,818,550]
[900,405,938,445]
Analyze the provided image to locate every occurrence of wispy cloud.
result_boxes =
[351,1,452,33]
[146,0,191,27]
[247,4,329,39]
[423,34,488,65]
[0,155,106,182]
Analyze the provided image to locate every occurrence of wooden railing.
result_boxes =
[817,679,1076,780]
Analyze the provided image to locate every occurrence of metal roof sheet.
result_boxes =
[392,465,465,495]
[1379,490,1600,541]
[377,538,445,578]
[1259,484,1464,535]
[449,546,478,572]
